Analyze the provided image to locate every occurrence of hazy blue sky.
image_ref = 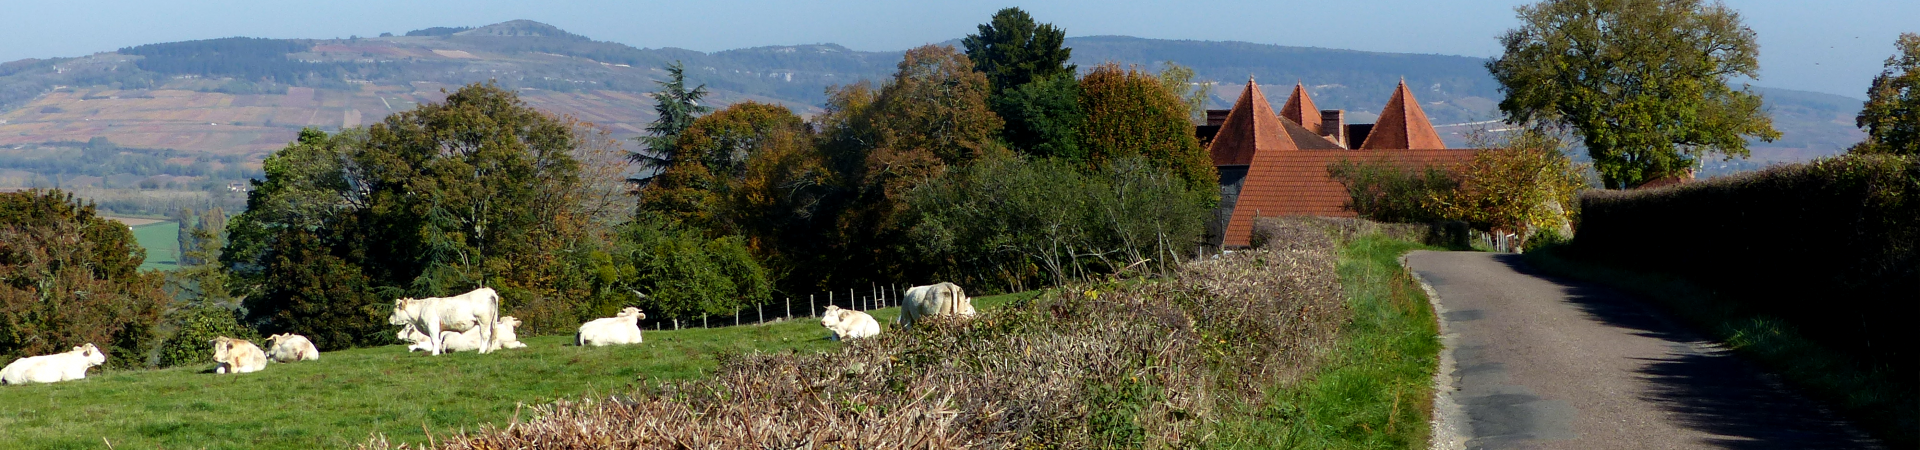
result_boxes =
[0,0,1911,98]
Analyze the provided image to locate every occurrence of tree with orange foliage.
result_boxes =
[1078,64,1218,192]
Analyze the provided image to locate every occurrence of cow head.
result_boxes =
[499,316,522,328]
[389,298,421,326]
[941,283,976,316]
[210,336,234,362]
[617,307,644,318]
[820,305,844,328]
[75,343,105,367]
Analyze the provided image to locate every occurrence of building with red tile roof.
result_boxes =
[1201,79,1482,248]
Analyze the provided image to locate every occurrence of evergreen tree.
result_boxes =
[963,7,1078,156]
[631,61,712,186]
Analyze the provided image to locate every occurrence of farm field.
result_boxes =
[0,292,1034,449]
[127,220,179,272]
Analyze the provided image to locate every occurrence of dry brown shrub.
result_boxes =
[364,222,1346,449]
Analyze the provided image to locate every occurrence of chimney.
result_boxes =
[1321,109,1346,148]
[1206,109,1231,127]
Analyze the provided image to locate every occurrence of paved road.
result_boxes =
[1405,251,1878,450]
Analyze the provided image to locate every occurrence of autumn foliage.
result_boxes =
[0,190,168,368]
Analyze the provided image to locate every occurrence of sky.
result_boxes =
[0,0,1911,98]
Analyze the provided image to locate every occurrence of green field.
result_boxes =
[129,220,179,272]
[0,293,1030,449]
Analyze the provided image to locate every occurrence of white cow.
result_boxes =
[577,307,645,347]
[820,305,882,340]
[1,343,106,385]
[399,324,436,353]
[264,333,319,363]
[898,282,975,329]
[388,287,501,355]
[439,316,529,352]
[211,336,267,374]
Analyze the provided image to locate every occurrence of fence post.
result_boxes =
[810,294,816,317]
[786,297,792,319]
[757,303,763,324]
[702,315,708,328]
[829,291,835,308]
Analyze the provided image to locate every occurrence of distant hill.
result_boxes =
[0,20,1869,205]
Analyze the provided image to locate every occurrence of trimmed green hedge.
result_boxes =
[1574,154,1917,370]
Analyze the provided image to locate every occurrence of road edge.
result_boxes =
[1402,251,1467,450]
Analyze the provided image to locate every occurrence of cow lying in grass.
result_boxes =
[820,305,881,341]
[1,343,106,385]
[389,287,501,355]
[578,307,645,347]
[212,336,267,374]
[264,333,319,363]
[899,282,974,329]
[438,316,529,352]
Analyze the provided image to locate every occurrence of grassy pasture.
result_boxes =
[128,220,179,272]
[0,293,1029,449]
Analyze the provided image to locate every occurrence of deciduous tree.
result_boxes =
[0,190,168,367]
[1079,64,1219,191]
[1488,0,1779,188]
[1853,33,1920,156]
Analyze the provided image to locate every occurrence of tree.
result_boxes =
[225,83,602,346]
[630,61,712,186]
[639,102,807,233]
[992,74,1085,160]
[963,7,1076,157]
[1433,129,1589,236]
[1078,63,1219,191]
[1155,62,1211,124]
[0,190,168,368]
[1488,0,1779,188]
[1853,33,1920,156]
[962,7,1074,94]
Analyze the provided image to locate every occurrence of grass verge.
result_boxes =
[0,293,1030,449]
[1524,245,1916,447]
[1210,233,1441,449]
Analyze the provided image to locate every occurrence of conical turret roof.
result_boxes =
[1207,78,1298,166]
[1280,83,1322,135]
[1358,79,1446,150]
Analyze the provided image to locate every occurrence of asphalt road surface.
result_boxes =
[1405,251,1879,449]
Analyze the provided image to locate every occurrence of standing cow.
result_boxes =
[898,282,975,329]
[577,307,645,347]
[388,287,502,355]
[264,333,320,363]
[211,336,268,374]
[820,305,882,340]
[1,343,106,385]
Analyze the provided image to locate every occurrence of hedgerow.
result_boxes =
[362,221,1348,449]
[1574,154,1917,370]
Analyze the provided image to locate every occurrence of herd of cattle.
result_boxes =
[0,282,976,385]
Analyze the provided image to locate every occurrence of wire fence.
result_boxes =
[645,282,910,331]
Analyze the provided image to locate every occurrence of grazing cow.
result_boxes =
[898,282,975,329]
[388,287,502,355]
[264,333,320,363]
[820,305,882,341]
[577,307,645,347]
[439,316,529,352]
[1,343,106,385]
[211,336,267,374]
